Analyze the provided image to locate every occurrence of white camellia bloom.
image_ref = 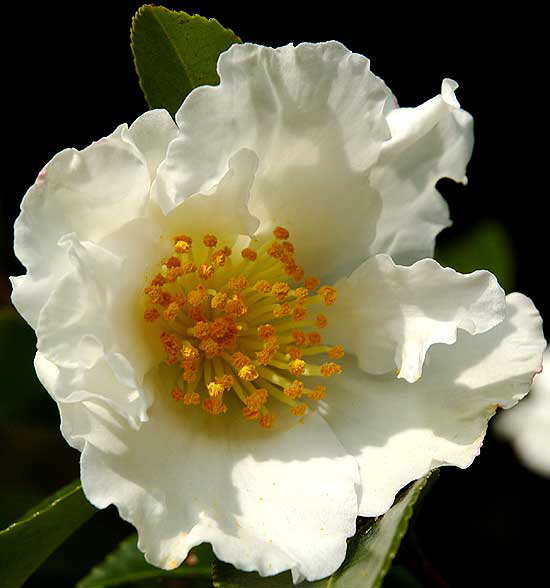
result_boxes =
[11,42,545,582]
[494,348,550,477]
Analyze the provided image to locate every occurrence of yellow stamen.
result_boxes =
[175,240,192,254]
[239,364,259,381]
[143,227,345,429]
[198,264,215,281]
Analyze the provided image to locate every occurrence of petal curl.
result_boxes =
[157,41,393,277]
[34,234,154,424]
[158,149,260,241]
[128,109,178,180]
[320,293,545,516]
[369,79,474,265]
[76,390,359,582]
[11,122,155,327]
[327,255,505,382]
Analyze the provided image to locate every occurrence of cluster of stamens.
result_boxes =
[143,227,343,429]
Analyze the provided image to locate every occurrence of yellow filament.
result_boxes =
[143,225,343,429]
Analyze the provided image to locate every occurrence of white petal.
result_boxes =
[35,352,148,436]
[128,109,178,181]
[35,233,155,424]
[494,348,550,477]
[157,42,393,277]
[158,149,260,240]
[11,123,151,327]
[327,255,505,382]
[369,79,474,265]
[321,293,545,516]
[77,388,359,582]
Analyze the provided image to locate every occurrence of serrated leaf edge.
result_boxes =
[130,4,241,112]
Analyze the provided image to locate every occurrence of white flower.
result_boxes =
[494,347,550,477]
[11,42,545,582]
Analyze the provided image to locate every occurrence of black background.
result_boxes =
[0,2,547,587]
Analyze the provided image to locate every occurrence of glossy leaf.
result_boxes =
[77,535,213,588]
[131,5,240,115]
[213,471,438,588]
[0,480,97,588]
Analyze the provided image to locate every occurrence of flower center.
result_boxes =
[143,227,343,429]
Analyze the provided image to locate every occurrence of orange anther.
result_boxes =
[144,308,160,322]
[321,362,342,377]
[171,387,184,401]
[211,291,228,309]
[304,276,320,291]
[286,346,302,360]
[182,262,197,274]
[243,407,260,420]
[292,330,307,346]
[193,321,211,339]
[150,274,166,287]
[273,226,290,240]
[282,241,295,255]
[284,380,304,399]
[319,286,337,305]
[291,403,307,417]
[241,247,257,261]
[175,240,192,254]
[232,352,252,369]
[271,282,290,301]
[166,256,181,268]
[216,374,234,390]
[289,359,306,376]
[294,287,309,301]
[273,303,291,318]
[203,234,218,247]
[307,385,326,400]
[198,264,215,281]
[257,324,275,339]
[173,235,192,244]
[228,276,248,292]
[267,243,285,259]
[212,250,227,267]
[203,397,227,415]
[293,305,307,321]
[308,332,322,346]
[254,280,272,294]
[316,314,328,328]
[239,364,259,381]
[163,302,180,322]
[183,391,201,405]
[259,413,276,429]
[207,382,225,397]
[329,345,345,359]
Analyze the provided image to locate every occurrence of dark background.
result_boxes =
[0,2,546,587]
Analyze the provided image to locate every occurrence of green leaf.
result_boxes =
[213,471,438,588]
[131,5,241,116]
[77,535,213,588]
[435,221,515,292]
[0,479,97,588]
